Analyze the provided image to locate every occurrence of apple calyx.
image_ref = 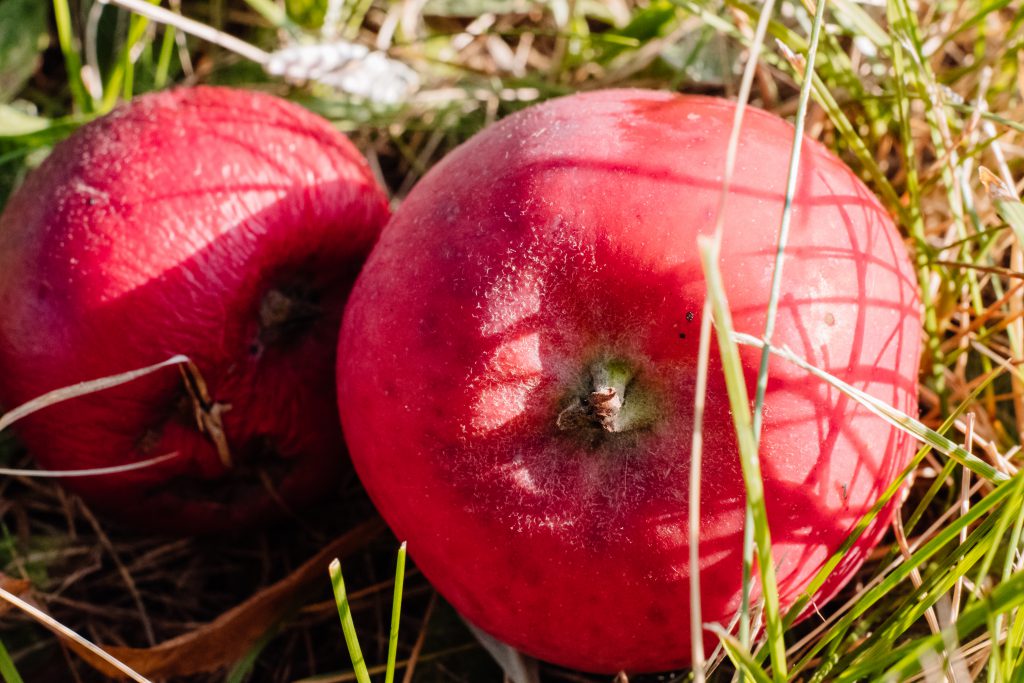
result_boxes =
[557,358,653,436]
[258,287,322,348]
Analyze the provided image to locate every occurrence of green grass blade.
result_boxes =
[153,24,176,89]
[0,640,24,683]
[734,333,1008,483]
[224,625,279,683]
[789,471,1018,674]
[103,1,161,111]
[699,236,787,681]
[999,508,1024,677]
[329,559,371,683]
[879,557,1024,680]
[1007,607,1024,672]
[830,0,891,49]
[971,469,1024,605]
[751,0,827,475]
[706,625,775,683]
[51,0,92,112]
[834,508,1007,679]
[780,364,1005,655]
[746,0,826,670]
[384,542,407,683]
[706,0,905,217]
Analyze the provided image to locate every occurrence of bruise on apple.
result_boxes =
[338,90,921,673]
[0,87,389,534]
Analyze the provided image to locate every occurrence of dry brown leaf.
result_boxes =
[57,517,386,680]
[0,572,30,616]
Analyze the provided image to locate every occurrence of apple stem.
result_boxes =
[179,361,234,469]
[557,360,647,434]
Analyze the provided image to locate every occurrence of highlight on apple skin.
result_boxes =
[337,88,921,673]
[0,86,390,534]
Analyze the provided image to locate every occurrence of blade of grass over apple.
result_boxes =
[688,297,714,682]
[699,237,786,682]
[790,477,989,676]
[688,0,778,675]
[783,364,1008,659]
[751,0,828,453]
[730,331,1020,675]
[0,355,190,433]
[790,468,1018,676]
[746,0,826,670]
[733,333,1008,483]
[0,451,179,478]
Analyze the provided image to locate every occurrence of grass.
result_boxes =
[0,0,1023,681]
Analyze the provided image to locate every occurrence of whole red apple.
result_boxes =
[0,87,389,534]
[337,89,921,672]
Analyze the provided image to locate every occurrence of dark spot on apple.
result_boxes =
[138,379,221,455]
[686,311,695,322]
[135,426,163,455]
[678,332,686,339]
[646,604,670,626]
[256,284,323,351]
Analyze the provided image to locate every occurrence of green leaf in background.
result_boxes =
[0,105,49,137]
[596,0,678,63]
[0,0,48,103]
[285,0,326,29]
[422,0,534,16]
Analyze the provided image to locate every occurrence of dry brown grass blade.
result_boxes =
[60,517,386,679]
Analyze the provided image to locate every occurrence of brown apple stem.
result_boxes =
[179,361,234,469]
[557,360,649,435]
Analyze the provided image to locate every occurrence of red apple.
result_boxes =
[0,86,389,534]
[337,89,921,672]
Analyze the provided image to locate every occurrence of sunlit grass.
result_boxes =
[329,543,407,683]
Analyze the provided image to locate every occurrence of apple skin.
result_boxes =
[0,87,389,534]
[338,89,921,673]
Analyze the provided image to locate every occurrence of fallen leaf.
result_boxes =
[0,572,30,616]
[56,518,385,680]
